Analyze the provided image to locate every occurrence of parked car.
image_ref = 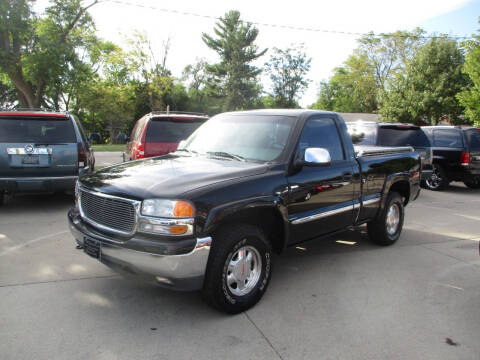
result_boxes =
[346,121,433,181]
[421,126,480,190]
[123,112,208,161]
[89,132,102,144]
[69,109,421,313]
[0,109,95,204]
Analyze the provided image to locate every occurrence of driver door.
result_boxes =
[287,116,355,244]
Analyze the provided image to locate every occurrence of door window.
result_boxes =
[298,118,344,161]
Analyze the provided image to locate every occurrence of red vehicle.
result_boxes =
[123,112,208,161]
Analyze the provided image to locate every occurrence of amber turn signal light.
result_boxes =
[173,201,194,217]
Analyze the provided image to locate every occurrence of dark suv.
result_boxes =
[346,121,433,179]
[422,126,480,190]
[0,110,95,203]
[124,112,208,161]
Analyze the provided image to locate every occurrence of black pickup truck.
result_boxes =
[68,110,421,313]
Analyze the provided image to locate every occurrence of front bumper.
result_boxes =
[68,209,211,291]
[0,175,77,193]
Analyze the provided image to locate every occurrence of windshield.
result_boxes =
[346,123,377,145]
[0,116,76,143]
[146,119,205,142]
[378,127,430,147]
[181,114,296,162]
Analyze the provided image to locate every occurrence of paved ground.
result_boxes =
[95,151,124,168]
[1,184,479,360]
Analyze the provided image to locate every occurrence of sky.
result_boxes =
[38,0,480,107]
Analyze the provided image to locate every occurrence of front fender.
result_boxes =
[202,195,290,250]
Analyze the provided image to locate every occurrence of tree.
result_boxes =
[264,45,311,108]
[381,36,468,124]
[312,53,377,113]
[457,22,480,126]
[0,0,99,108]
[358,29,425,93]
[202,10,267,111]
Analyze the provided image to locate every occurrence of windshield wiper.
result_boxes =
[206,151,246,161]
[176,148,198,154]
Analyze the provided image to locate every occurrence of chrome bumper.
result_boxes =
[68,210,211,291]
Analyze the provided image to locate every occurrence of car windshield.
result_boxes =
[378,127,430,147]
[0,116,76,143]
[146,119,205,142]
[181,114,296,162]
[346,123,376,145]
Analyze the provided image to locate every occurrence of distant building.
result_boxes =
[339,113,381,122]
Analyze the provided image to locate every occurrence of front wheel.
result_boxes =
[202,224,273,314]
[464,178,480,189]
[424,164,448,191]
[367,191,404,246]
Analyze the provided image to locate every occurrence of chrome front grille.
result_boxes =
[80,189,137,234]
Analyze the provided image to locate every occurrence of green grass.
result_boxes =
[91,144,125,152]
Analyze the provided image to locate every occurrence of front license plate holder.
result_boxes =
[84,237,101,259]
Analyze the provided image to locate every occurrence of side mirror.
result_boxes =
[304,148,331,166]
[178,140,187,149]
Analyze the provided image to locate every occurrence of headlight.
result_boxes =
[139,199,195,236]
[141,199,194,218]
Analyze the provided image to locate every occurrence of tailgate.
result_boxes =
[1,143,78,177]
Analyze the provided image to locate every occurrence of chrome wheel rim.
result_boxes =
[426,165,442,189]
[225,245,262,296]
[386,203,400,235]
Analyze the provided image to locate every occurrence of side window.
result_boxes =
[298,118,344,161]
[433,130,463,148]
[134,119,145,142]
[72,115,88,144]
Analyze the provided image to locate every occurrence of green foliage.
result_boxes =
[312,30,426,113]
[312,53,377,113]
[457,26,480,126]
[202,10,267,111]
[0,0,100,108]
[381,36,468,124]
[264,45,311,108]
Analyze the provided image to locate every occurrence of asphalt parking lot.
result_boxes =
[1,184,479,360]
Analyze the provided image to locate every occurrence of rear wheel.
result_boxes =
[464,177,480,189]
[425,164,448,191]
[202,224,273,314]
[367,191,404,246]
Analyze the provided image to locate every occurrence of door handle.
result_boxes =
[342,172,353,182]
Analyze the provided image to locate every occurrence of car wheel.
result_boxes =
[464,178,480,189]
[367,191,404,246]
[202,224,273,314]
[0,192,4,206]
[424,164,448,191]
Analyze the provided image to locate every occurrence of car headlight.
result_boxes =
[139,199,195,235]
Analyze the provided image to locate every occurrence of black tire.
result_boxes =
[464,178,480,189]
[202,224,273,314]
[0,192,4,206]
[367,191,404,246]
[424,164,448,191]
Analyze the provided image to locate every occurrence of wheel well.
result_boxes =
[214,208,286,254]
[389,180,410,206]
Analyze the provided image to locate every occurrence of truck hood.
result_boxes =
[79,154,268,200]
